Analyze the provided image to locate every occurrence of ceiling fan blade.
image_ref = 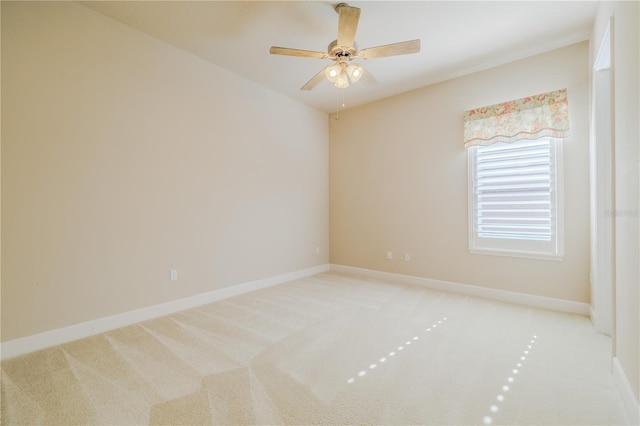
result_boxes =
[358,39,421,59]
[337,4,360,48]
[301,67,328,91]
[270,46,328,59]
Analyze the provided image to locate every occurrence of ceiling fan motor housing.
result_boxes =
[328,40,358,61]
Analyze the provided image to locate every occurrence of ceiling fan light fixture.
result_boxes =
[346,63,363,82]
[325,64,341,82]
[335,72,349,88]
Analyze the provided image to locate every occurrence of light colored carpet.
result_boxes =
[1,271,632,425]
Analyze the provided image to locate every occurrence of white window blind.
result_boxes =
[468,138,563,259]
[476,139,552,240]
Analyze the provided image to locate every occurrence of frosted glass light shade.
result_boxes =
[347,63,363,82]
[325,64,341,83]
[335,72,349,88]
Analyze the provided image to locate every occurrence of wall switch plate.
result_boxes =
[170,269,178,281]
[387,251,393,259]
[404,253,411,261]
[315,246,320,255]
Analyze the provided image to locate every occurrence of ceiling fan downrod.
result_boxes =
[334,3,350,13]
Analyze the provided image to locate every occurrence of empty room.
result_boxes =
[1,1,639,425]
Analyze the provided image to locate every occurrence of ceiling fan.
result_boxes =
[269,3,420,90]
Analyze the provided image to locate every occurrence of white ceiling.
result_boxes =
[81,1,599,113]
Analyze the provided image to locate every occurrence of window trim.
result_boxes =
[467,137,565,261]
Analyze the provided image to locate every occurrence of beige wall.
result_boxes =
[1,2,329,342]
[330,42,590,303]
[593,0,640,406]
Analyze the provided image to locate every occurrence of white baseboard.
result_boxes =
[1,264,330,360]
[613,357,640,424]
[590,305,597,325]
[330,264,590,316]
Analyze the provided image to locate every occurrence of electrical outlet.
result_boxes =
[404,253,411,261]
[387,251,393,260]
[170,269,178,281]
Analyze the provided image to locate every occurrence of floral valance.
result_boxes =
[463,89,570,147]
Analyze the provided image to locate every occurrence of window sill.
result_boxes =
[469,247,564,261]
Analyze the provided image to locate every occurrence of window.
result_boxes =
[463,89,569,260]
[468,137,564,259]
